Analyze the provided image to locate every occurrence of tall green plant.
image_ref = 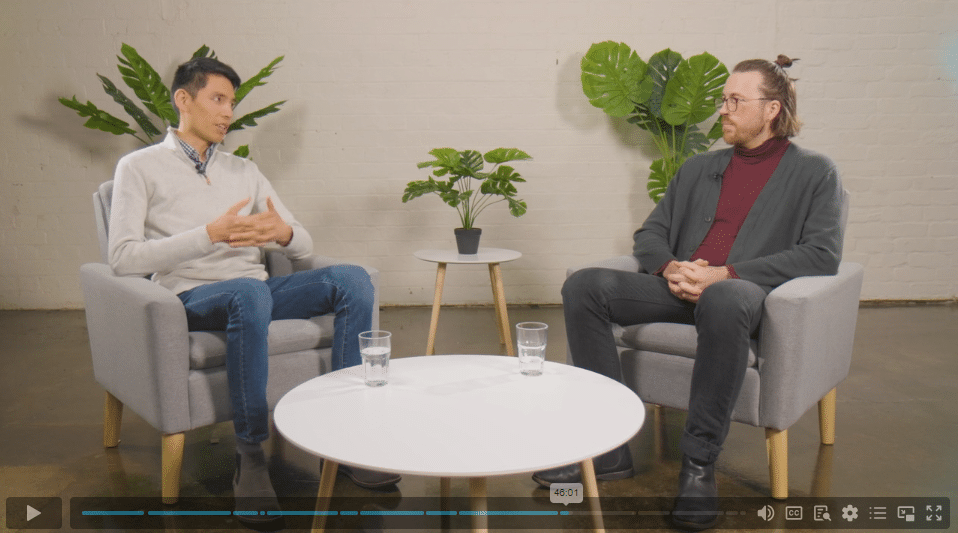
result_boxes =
[59,43,285,157]
[581,42,728,202]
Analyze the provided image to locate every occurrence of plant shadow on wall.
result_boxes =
[581,42,729,203]
[59,43,285,158]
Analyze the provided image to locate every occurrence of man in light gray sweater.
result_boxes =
[109,57,398,524]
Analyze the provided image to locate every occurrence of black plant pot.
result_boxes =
[454,228,482,254]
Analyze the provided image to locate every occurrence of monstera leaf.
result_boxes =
[646,158,671,203]
[662,53,728,126]
[57,97,138,137]
[581,41,652,117]
[645,49,683,120]
[581,43,728,203]
[117,44,178,127]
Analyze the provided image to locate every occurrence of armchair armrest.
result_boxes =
[289,254,382,331]
[80,263,192,433]
[757,262,865,429]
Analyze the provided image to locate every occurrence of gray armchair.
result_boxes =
[80,181,380,503]
[566,198,863,499]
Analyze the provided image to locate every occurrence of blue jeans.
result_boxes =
[562,268,766,464]
[177,264,374,444]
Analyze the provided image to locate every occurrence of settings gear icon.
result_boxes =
[841,505,859,521]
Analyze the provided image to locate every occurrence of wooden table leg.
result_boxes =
[488,263,514,356]
[581,459,606,533]
[488,265,506,345]
[426,263,447,355]
[312,459,338,532]
[469,477,488,533]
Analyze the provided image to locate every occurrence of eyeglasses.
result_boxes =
[715,96,774,112]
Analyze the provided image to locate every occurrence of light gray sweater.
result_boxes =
[109,131,313,294]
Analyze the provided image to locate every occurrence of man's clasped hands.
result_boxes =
[663,259,731,303]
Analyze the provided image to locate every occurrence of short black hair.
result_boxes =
[170,57,241,117]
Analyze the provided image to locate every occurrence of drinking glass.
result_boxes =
[359,330,391,386]
[516,322,548,376]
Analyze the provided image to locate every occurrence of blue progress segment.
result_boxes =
[81,511,144,516]
[360,510,425,516]
[460,510,559,516]
[267,511,338,516]
[426,511,458,516]
[147,511,232,516]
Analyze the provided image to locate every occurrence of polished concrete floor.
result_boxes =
[1,304,956,532]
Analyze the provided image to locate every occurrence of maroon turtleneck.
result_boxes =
[691,136,791,275]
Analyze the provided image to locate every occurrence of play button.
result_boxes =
[26,504,41,521]
[5,497,62,529]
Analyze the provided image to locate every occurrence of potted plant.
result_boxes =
[581,42,728,202]
[59,43,285,158]
[402,147,532,254]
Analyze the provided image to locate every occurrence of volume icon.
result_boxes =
[758,505,775,521]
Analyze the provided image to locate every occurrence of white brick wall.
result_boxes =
[1,0,956,309]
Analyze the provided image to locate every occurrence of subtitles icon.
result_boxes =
[785,506,803,520]
[814,505,831,521]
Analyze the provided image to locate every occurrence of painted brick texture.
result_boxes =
[1,0,956,309]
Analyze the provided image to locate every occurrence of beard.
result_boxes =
[722,118,768,148]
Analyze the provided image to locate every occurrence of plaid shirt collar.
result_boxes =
[172,132,217,175]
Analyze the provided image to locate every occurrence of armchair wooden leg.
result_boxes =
[818,388,837,445]
[765,428,788,500]
[161,433,185,504]
[103,391,123,448]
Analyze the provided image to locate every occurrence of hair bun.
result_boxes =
[774,55,798,68]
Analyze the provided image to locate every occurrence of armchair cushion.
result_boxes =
[187,316,334,370]
[615,323,759,367]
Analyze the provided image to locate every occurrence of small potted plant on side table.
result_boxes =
[402,147,532,254]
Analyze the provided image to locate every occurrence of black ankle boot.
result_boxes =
[234,442,284,531]
[671,455,719,531]
[532,443,634,488]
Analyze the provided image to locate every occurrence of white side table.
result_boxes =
[414,248,522,356]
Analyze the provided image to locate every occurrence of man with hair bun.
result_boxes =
[537,56,844,531]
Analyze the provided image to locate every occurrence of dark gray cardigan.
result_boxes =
[633,143,844,293]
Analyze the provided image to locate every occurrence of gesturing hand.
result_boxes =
[206,197,293,248]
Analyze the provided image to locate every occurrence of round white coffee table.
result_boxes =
[274,354,645,532]
[413,248,522,356]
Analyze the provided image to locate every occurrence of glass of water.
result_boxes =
[516,322,548,376]
[359,330,391,387]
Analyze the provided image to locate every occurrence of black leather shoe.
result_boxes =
[338,464,402,491]
[532,444,634,488]
[670,455,719,531]
[233,451,284,531]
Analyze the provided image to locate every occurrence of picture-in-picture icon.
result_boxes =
[898,506,915,522]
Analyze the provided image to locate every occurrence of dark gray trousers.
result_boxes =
[561,267,767,463]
